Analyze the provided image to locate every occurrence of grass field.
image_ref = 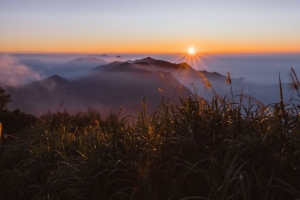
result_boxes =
[0,70,300,200]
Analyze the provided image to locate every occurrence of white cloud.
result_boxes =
[0,54,41,86]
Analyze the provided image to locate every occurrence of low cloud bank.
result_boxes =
[0,54,41,86]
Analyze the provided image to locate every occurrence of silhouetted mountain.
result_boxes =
[130,57,266,102]
[199,70,227,81]
[69,62,191,114]
[92,61,123,72]
[132,57,181,71]
[73,61,124,79]
[7,57,284,116]
[132,57,229,87]
[29,75,70,89]
[7,61,191,115]
[86,54,109,58]
[85,54,124,62]
[108,62,148,73]
[91,58,244,99]
[134,61,150,65]
[6,75,70,114]
[133,57,222,77]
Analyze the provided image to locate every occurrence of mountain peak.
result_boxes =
[134,61,150,65]
[85,54,109,58]
[141,57,155,61]
[178,62,191,68]
[27,75,70,91]
[44,75,70,84]
[74,57,105,61]
[108,62,148,73]
[49,75,61,79]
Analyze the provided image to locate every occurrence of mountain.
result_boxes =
[85,54,124,62]
[8,57,284,116]
[70,62,191,113]
[132,57,225,79]
[72,61,124,79]
[86,54,109,58]
[90,61,123,72]
[131,57,288,104]
[28,75,70,89]
[21,58,107,79]
[6,75,71,114]
[131,57,234,94]
[7,61,191,116]
[89,57,244,98]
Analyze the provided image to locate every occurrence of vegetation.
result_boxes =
[0,86,11,111]
[1,69,300,200]
[0,109,37,135]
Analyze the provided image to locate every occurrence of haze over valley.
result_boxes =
[0,53,298,116]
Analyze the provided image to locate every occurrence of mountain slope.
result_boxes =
[7,63,191,115]
[70,62,191,113]
[6,75,70,114]
[7,57,293,115]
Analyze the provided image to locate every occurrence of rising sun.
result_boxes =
[188,47,196,55]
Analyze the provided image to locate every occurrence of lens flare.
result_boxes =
[188,47,196,55]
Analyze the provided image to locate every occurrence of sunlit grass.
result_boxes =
[0,68,300,199]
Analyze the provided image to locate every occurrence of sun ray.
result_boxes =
[174,43,209,72]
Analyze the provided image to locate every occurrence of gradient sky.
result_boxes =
[1,0,300,54]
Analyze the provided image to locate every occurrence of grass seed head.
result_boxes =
[226,72,232,85]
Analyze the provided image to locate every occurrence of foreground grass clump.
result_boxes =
[1,69,300,199]
[0,96,300,200]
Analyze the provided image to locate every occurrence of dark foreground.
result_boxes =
[1,90,300,200]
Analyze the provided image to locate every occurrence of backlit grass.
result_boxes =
[0,69,300,200]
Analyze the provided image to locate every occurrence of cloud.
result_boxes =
[0,54,41,86]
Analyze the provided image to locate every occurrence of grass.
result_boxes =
[0,68,300,199]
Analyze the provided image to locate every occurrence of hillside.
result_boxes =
[7,61,191,115]
[6,57,289,116]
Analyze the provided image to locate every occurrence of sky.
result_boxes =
[1,0,300,54]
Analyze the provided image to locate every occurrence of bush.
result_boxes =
[0,109,37,135]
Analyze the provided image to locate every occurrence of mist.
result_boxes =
[2,53,300,116]
[0,54,41,86]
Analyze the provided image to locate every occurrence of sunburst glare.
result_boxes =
[188,47,196,55]
[175,44,208,72]
[169,43,211,85]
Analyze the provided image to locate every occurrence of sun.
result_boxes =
[188,47,196,55]
[176,43,206,71]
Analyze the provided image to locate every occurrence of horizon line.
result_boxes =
[1,50,300,55]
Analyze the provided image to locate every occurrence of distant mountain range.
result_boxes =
[21,57,107,79]
[85,54,124,62]
[7,58,193,115]
[7,57,293,116]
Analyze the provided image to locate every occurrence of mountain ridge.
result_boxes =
[6,56,293,116]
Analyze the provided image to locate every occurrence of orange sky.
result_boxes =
[1,1,300,54]
[2,39,299,54]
